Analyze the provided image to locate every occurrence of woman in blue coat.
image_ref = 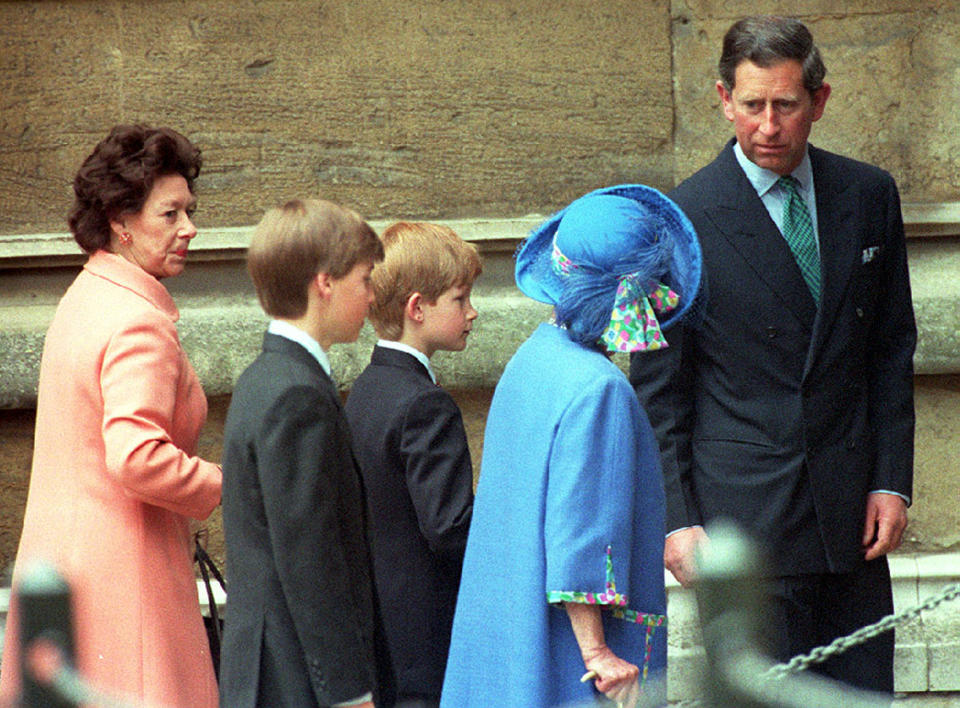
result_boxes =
[441,185,701,707]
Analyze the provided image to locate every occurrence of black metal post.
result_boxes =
[696,521,891,708]
[16,562,76,708]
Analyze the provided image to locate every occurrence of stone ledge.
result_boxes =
[1,210,959,408]
[0,216,545,270]
[0,294,553,409]
[1,202,957,267]
[3,281,958,408]
[902,203,960,238]
[176,295,554,397]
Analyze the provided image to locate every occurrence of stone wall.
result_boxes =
[1,0,959,579]
[5,2,958,225]
[1,0,676,233]
[2,225,960,573]
[3,1,960,697]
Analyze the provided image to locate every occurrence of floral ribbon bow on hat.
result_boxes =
[552,242,679,353]
[602,275,678,352]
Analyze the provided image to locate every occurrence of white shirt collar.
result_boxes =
[376,339,436,383]
[268,319,332,379]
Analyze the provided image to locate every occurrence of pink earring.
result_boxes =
[119,232,131,245]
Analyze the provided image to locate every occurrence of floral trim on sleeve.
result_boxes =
[546,545,667,691]
[546,544,628,607]
[616,612,665,690]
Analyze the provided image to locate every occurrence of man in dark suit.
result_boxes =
[220,199,389,708]
[630,15,915,693]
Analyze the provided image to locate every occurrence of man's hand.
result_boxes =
[862,492,908,561]
[664,526,709,587]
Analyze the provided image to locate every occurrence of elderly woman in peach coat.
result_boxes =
[0,125,223,707]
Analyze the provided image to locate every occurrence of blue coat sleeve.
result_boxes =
[543,377,640,607]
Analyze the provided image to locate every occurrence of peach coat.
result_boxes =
[0,250,222,707]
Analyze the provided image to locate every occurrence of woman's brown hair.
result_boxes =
[68,124,202,253]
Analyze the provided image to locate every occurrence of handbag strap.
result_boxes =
[194,532,226,649]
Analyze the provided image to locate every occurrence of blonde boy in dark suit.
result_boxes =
[345,222,481,708]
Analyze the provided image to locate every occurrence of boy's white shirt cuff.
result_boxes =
[332,692,373,707]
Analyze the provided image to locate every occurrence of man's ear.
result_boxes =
[314,271,334,300]
[405,292,424,323]
[811,82,831,122]
[716,80,735,123]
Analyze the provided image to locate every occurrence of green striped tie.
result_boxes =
[778,175,820,303]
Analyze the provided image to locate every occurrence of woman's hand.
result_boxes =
[582,645,640,707]
[565,602,640,707]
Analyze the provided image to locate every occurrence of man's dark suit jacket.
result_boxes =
[630,140,916,574]
[220,332,382,707]
[345,345,473,702]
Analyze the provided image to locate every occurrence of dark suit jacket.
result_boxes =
[630,140,916,574]
[344,345,473,702]
[220,332,382,707]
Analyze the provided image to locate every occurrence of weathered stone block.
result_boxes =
[908,380,960,552]
[928,642,960,691]
[0,0,675,234]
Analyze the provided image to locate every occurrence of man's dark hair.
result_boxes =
[718,15,827,93]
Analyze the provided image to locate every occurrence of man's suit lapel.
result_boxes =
[805,146,860,375]
[702,144,817,330]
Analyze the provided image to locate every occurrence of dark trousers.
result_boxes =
[764,556,894,694]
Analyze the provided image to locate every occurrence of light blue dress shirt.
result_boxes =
[733,141,820,252]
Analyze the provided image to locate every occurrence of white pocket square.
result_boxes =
[861,246,881,264]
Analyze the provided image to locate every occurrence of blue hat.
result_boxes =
[515,184,701,350]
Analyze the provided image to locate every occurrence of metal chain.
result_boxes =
[670,581,960,706]
[763,580,960,681]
